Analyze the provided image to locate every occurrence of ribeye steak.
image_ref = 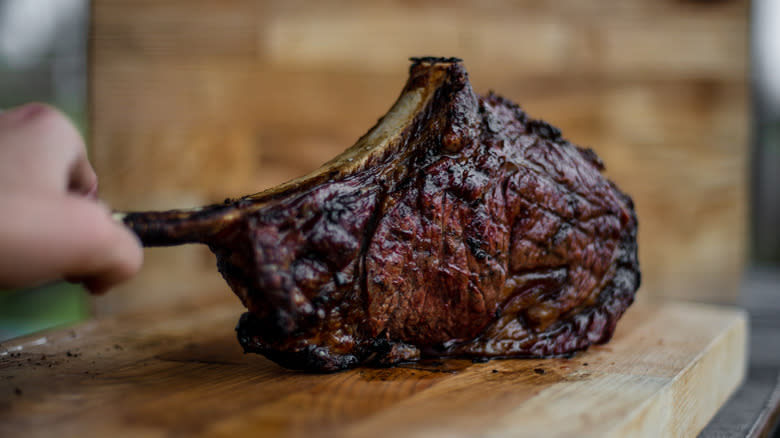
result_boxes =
[119,57,640,371]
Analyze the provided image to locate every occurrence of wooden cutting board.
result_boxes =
[0,296,746,438]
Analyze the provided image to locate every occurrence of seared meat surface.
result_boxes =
[121,57,640,371]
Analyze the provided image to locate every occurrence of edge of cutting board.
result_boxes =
[608,302,748,437]
[338,301,748,438]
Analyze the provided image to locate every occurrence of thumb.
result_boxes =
[0,193,143,293]
[60,198,144,294]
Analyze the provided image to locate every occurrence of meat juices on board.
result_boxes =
[120,57,640,372]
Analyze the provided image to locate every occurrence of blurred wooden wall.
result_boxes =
[90,0,749,314]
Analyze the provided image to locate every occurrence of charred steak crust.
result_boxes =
[122,58,640,372]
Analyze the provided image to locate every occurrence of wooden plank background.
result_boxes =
[89,0,749,314]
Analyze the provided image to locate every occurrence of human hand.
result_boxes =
[0,103,142,294]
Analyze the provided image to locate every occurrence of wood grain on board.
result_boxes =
[0,299,746,437]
